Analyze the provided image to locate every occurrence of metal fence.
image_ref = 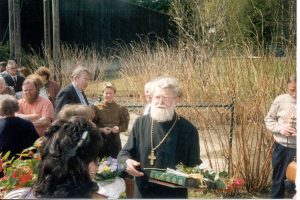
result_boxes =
[91,96,235,171]
[121,97,235,147]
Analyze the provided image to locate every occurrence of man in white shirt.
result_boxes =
[55,66,91,114]
[2,60,24,92]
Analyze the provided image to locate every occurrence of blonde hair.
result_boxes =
[102,82,116,93]
[288,75,296,83]
[57,104,95,121]
[23,74,43,92]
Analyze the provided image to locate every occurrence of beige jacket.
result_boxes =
[265,94,296,148]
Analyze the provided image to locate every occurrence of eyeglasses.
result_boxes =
[152,95,174,102]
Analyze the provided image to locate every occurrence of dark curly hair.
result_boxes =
[34,116,103,198]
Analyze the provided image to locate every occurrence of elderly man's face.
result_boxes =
[152,88,176,109]
[74,72,91,91]
[7,64,18,76]
[150,87,178,122]
[22,82,39,103]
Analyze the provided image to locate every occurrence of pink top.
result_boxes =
[17,96,54,136]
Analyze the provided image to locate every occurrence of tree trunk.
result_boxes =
[13,0,21,65]
[8,0,14,58]
[43,0,51,58]
[52,0,60,82]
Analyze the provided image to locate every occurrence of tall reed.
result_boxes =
[118,41,295,192]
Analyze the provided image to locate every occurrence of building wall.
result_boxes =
[0,0,177,51]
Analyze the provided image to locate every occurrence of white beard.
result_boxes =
[150,105,175,122]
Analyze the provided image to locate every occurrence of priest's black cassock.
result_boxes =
[118,113,201,198]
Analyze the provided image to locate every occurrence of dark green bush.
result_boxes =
[0,43,10,61]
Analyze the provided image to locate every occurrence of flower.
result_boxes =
[175,163,245,196]
[0,140,41,195]
[95,157,125,181]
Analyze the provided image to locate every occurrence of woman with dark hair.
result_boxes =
[4,117,105,199]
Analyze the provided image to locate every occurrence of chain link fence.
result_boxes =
[90,96,235,172]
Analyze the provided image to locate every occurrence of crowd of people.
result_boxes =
[0,59,296,199]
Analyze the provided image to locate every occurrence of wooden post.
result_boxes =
[13,0,22,65]
[43,0,51,58]
[52,0,60,82]
[8,0,14,58]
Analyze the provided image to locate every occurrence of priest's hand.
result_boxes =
[125,159,144,177]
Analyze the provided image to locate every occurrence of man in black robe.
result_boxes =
[118,76,201,198]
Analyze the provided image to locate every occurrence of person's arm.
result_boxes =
[118,107,130,132]
[55,90,74,114]
[15,113,40,121]
[34,100,54,128]
[265,97,296,136]
[117,119,144,177]
[187,127,201,167]
[265,98,281,133]
[32,116,51,128]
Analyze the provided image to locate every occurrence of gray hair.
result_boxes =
[0,94,19,116]
[6,60,17,69]
[150,76,182,97]
[70,67,91,80]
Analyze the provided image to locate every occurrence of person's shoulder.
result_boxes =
[273,93,291,102]
[2,73,9,79]
[37,96,52,105]
[117,103,129,112]
[61,84,73,91]
[49,80,61,88]
[134,114,150,124]
[57,84,74,95]
[16,74,25,80]
[15,116,34,125]
[178,115,197,130]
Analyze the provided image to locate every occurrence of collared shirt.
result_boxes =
[11,76,17,82]
[72,82,88,105]
[17,96,54,136]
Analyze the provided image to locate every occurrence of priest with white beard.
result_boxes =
[118,76,201,198]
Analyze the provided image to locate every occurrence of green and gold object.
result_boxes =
[149,170,201,188]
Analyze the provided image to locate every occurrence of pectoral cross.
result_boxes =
[148,150,156,166]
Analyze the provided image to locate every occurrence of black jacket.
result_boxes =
[3,74,24,92]
[55,84,89,114]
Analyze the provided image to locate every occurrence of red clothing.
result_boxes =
[17,96,54,136]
